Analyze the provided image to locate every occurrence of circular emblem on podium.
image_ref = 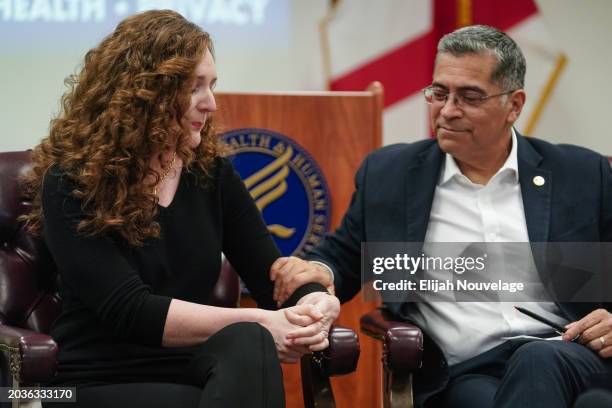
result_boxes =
[221,128,331,257]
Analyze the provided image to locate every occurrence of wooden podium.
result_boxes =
[215,84,384,408]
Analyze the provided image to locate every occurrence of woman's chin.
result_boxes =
[188,133,202,149]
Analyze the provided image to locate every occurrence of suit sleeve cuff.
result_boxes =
[309,261,335,283]
[281,282,327,308]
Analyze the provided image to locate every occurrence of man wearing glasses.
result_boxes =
[271,25,612,407]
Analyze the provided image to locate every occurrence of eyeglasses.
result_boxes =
[423,86,516,108]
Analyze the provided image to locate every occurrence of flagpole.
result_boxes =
[524,53,567,136]
[457,0,472,27]
[319,0,342,90]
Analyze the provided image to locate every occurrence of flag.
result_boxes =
[321,0,565,144]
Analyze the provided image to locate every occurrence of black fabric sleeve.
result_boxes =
[282,282,328,308]
[218,158,326,309]
[42,169,172,346]
[305,155,369,303]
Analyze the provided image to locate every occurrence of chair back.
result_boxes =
[0,151,60,335]
[0,151,239,338]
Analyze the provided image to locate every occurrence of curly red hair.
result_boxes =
[21,10,222,246]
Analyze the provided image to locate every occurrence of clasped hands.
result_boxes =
[262,257,339,363]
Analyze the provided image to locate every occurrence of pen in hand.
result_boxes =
[514,306,580,342]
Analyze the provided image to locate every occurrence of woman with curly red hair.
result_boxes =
[21,9,340,408]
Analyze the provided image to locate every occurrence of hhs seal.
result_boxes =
[222,129,331,257]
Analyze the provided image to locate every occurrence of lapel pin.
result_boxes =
[533,176,545,187]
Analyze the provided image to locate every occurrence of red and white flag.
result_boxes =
[321,0,564,145]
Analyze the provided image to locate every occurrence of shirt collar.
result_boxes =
[439,128,519,185]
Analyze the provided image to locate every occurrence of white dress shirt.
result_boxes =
[410,130,567,366]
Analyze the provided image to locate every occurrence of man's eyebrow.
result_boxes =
[431,82,486,93]
[457,85,486,93]
[431,82,448,89]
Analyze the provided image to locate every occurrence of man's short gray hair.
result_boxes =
[437,25,526,90]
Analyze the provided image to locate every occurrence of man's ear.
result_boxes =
[507,89,526,124]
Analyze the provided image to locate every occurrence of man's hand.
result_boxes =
[286,291,341,352]
[563,308,612,358]
[270,256,334,306]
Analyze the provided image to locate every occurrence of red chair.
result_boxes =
[0,151,359,407]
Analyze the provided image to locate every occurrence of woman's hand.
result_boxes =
[285,292,341,352]
[259,304,325,363]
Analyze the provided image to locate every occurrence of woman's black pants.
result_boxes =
[45,322,285,408]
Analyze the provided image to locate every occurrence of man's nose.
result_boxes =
[439,94,462,119]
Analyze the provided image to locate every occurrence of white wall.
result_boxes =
[2,52,79,151]
[533,0,612,155]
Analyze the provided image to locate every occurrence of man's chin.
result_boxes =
[436,135,465,155]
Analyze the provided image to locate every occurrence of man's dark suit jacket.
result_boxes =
[307,132,612,405]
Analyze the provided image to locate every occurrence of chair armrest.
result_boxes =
[314,325,359,377]
[0,324,57,384]
[360,308,423,372]
[301,325,359,407]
